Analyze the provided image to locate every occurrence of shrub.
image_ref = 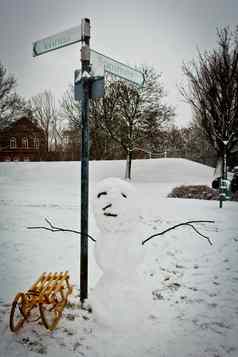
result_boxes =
[168,185,220,200]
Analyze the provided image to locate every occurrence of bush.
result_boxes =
[168,185,220,200]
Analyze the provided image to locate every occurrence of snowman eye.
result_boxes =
[97,191,107,198]
[121,193,127,198]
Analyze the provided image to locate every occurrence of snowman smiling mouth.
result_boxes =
[104,212,118,217]
[103,203,118,217]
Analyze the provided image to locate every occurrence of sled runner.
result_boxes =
[9,271,73,332]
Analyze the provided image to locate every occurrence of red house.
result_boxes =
[0,117,46,162]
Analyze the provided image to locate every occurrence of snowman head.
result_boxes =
[94,178,138,233]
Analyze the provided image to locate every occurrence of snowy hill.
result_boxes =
[121,157,215,184]
[0,158,237,357]
[0,158,214,205]
[0,157,215,185]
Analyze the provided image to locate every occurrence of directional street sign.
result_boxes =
[33,25,82,57]
[90,49,144,86]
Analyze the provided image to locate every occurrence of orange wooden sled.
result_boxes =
[10,271,73,332]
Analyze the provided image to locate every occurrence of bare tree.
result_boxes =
[60,80,129,161]
[60,67,174,171]
[0,61,26,128]
[95,67,174,179]
[30,90,59,154]
[140,66,175,128]
[91,79,143,178]
[60,85,81,129]
[181,26,238,176]
[182,123,217,166]
[140,66,175,152]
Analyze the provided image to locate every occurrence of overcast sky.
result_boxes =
[0,0,237,126]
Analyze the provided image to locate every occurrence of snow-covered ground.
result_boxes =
[0,158,237,357]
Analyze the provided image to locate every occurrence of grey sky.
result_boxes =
[0,0,237,126]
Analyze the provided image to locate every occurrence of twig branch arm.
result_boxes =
[28,219,214,247]
[142,220,214,246]
[27,218,96,243]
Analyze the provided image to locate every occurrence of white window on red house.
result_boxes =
[22,137,28,148]
[34,137,40,149]
[10,137,17,149]
[64,136,69,145]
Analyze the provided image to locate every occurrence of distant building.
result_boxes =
[0,116,47,162]
[62,128,81,161]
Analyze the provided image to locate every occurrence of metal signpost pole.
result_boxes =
[80,18,91,303]
[33,19,143,303]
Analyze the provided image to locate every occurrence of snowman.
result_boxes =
[90,177,151,330]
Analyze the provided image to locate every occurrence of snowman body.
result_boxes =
[91,178,149,330]
[94,230,143,277]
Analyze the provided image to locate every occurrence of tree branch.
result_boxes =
[28,218,214,247]
[142,220,214,246]
[27,218,96,243]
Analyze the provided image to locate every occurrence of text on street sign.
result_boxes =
[90,49,144,86]
[33,25,82,57]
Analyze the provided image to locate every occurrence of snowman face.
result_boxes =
[94,178,138,233]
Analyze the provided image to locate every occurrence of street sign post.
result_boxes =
[33,25,82,57]
[90,49,144,86]
[33,18,144,303]
[79,18,90,303]
[32,19,91,303]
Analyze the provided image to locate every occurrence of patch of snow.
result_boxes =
[0,159,237,357]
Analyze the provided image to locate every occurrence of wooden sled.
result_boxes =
[10,271,73,332]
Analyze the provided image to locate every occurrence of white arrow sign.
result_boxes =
[90,49,144,86]
[33,25,82,57]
